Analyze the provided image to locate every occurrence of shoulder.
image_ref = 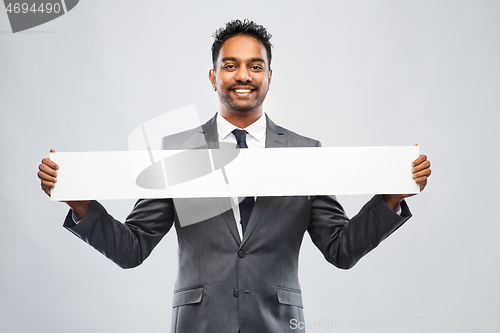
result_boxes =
[161,126,204,150]
[280,126,321,147]
[162,115,216,150]
[266,116,321,147]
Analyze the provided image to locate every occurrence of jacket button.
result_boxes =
[233,289,239,297]
[238,250,246,258]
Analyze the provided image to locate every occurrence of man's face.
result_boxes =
[209,35,272,115]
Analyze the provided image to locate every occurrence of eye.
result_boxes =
[251,65,263,71]
[223,64,236,70]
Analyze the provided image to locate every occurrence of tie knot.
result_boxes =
[232,129,248,148]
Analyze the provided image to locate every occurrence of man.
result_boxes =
[38,19,431,333]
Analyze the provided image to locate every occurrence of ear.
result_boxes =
[209,69,217,91]
[268,69,272,86]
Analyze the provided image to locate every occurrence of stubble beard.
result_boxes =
[219,88,268,113]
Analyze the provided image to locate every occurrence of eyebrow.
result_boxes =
[221,57,266,64]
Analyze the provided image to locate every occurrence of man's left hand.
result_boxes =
[383,143,431,210]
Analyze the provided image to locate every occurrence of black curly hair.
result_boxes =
[211,19,273,70]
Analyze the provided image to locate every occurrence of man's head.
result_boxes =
[209,20,273,121]
[211,19,273,71]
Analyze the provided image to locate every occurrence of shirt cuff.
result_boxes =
[72,211,81,224]
[395,203,402,215]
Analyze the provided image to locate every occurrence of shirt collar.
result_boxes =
[216,112,267,143]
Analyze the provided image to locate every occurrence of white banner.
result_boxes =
[50,146,419,201]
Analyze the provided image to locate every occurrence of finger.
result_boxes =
[414,174,428,182]
[414,177,428,193]
[411,154,427,167]
[412,168,431,180]
[417,178,428,192]
[38,170,57,183]
[38,163,58,177]
[41,184,52,197]
[37,167,58,181]
[41,157,59,170]
[42,187,50,196]
[411,160,431,173]
[41,179,56,189]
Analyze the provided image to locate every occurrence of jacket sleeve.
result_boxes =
[307,194,411,269]
[63,198,175,269]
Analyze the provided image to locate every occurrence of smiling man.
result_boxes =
[209,33,272,127]
[38,19,431,333]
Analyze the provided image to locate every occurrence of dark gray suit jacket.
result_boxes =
[64,114,411,333]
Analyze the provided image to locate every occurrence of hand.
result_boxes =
[38,148,59,197]
[409,143,431,194]
[383,143,431,210]
[38,149,90,220]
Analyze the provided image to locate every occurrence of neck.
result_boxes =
[220,108,263,128]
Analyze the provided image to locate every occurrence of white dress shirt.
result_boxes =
[216,112,266,240]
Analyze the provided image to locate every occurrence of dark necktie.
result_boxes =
[232,129,254,235]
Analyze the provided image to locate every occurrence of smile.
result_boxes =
[233,89,253,93]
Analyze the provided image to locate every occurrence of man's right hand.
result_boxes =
[38,149,59,197]
[38,149,90,220]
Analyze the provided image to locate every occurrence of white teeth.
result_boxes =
[234,89,252,93]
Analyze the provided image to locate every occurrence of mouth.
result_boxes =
[233,88,253,93]
[230,86,256,96]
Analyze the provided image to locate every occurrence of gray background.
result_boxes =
[1,0,499,332]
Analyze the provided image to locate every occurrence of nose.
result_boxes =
[235,66,251,82]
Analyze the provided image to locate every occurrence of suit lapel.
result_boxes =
[215,197,241,246]
[198,115,220,149]
[240,115,286,247]
[265,115,287,148]
[200,114,241,245]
